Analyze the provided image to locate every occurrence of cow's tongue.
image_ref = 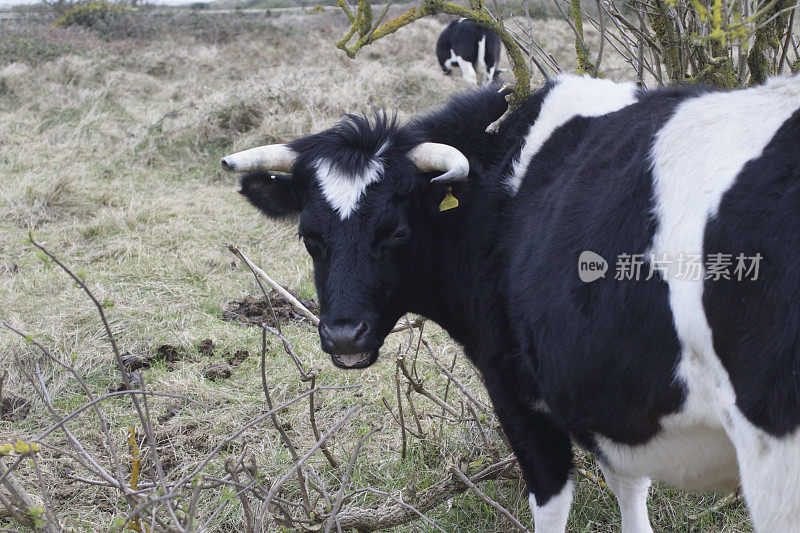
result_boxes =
[337,353,367,367]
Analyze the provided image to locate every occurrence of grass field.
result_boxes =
[0,6,752,532]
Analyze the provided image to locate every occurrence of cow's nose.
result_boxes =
[319,320,371,354]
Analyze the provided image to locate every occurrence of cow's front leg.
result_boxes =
[529,477,574,533]
[597,462,653,533]
[484,376,574,531]
[503,407,573,532]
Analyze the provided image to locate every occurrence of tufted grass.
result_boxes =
[0,7,752,532]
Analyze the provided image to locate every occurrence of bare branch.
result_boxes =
[227,242,320,326]
[260,406,360,523]
[324,426,382,533]
[449,465,530,532]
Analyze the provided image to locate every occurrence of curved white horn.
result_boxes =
[220,144,297,173]
[408,142,470,183]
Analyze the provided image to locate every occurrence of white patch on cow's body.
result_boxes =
[314,156,383,220]
[506,75,638,194]
[595,422,738,491]
[597,463,653,533]
[476,35,487,86]
[528,479,573,533]
[595,73,800,531]
[454,52,477,85]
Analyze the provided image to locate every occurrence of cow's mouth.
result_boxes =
[331,350,379,369]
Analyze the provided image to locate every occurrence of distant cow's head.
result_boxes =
[221,115,468,369]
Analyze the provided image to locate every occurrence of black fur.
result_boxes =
[239,172,304,219]
[704,107,800,436]
[508,94,688,446]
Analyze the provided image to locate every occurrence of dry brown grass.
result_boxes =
[0,8,751,532]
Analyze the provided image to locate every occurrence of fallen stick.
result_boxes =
[334,458,516,531]
[226,242,320,326]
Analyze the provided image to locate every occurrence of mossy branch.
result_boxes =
[335,0,532,109]
[569,0,599,76]
[649,0,684,82]
[747,0,796,84]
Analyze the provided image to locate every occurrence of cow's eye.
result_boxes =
[390,226,410,245]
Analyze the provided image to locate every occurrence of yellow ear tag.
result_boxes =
[439,187,459,212]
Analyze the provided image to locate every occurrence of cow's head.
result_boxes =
[221,114,468,369]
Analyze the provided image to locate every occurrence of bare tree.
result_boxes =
[335,0,799,99]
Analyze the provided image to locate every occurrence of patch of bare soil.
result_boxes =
[0,372,30,421]
[1,395,31,421]
[107,370,143,393]
[157,344,183,365]
[120,352,151,371]
[226,349,249,366]
[222,291,319,328]
[119,344,189,372]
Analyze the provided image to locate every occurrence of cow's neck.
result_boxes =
[409,183,514,366]
[403,95,526,365]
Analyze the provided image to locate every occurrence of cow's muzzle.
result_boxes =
[319,320,380,369]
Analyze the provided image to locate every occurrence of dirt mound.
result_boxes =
[120,344,188,372]
[198,338,214,358]
[203,363,232,381]
[222,291,318,328]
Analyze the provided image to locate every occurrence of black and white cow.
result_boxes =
[436,18,502,86]
[221,74,800,531]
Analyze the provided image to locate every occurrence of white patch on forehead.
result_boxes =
[506,75,639,194]
[314,149,385,220]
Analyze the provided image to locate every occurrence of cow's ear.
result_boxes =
[239,172,304,219]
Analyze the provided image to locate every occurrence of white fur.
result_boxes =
[506,75,638,194]
[598,463,653,533]
[595,422,739,492]
[314,157,382,220]
[529,479,573,533]
[454,52,477,86]
[476,35,487,87]
[640,73,800,531]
